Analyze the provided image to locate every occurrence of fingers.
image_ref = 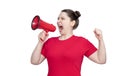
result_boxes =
[38,30,49,42]
[94,28,103,40]
[94,28,102,35]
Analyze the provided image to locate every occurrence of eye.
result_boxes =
[61,17,65,20]
[57,17,65,21]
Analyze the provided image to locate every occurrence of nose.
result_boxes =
[57,19,61,25]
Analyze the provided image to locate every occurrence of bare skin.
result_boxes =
[31,31,48,65]
[31,12,106,65]
[89,28,106,64]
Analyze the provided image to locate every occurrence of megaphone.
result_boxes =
[31,15,56,32]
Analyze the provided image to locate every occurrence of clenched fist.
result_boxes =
[94,28,103,40]
[38,30,49,42]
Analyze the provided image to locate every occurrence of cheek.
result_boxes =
[63,21,71,27]
[64,24,72,29]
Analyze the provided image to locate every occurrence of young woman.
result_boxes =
[31,9,106,76]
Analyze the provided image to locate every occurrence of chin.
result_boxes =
[59,30,65,35]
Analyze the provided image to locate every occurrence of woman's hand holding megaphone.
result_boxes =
[38,30,49,43]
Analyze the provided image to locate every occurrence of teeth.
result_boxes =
[59,25,62,28]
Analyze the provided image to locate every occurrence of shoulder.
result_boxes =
[47,36,58,41]
[74,35,89,41]
[74,35,92,45]
[45,36,58,43]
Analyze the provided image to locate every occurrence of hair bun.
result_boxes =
[74,11,81,18]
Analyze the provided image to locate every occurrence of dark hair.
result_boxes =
[61,9,81,29]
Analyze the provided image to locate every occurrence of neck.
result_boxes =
[59,33,73,40]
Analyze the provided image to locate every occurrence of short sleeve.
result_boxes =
[84,39,97,57]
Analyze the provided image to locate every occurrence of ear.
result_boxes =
[70,20,76,27]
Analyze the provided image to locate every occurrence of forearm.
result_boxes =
[31,40,43,64]
[97,39,106,63]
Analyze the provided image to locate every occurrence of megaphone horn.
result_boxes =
[31,15,56,32]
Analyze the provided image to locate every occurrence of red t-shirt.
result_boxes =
[41,35,97,76]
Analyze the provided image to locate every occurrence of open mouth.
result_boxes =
[58,26,63,31]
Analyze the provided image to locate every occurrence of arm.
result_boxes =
[31,31,48,65]
[88,28,106,64]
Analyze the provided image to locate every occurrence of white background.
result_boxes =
[0,0,120,76]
